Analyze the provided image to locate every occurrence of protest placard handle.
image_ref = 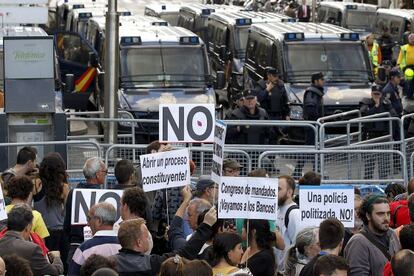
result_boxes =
[165,189,170,227]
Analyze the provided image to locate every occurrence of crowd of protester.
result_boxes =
[1,145,414,275]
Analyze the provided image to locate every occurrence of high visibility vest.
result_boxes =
[370,42,379,67]
[400,44,409,70]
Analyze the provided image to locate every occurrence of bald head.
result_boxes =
[391,249,414,276]
[409,33,414,45]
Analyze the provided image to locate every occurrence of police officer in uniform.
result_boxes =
[292,72,325,178]
[254,67,290,121]
[360,85,397,179]
[226,90,269,145]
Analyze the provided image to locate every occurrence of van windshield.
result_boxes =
[284,43,371,82]
[120,46,207,88]
[346,11,375,31]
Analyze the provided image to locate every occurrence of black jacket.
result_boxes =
[382,81,403,115]
[114,223,213,276]
[226,105,270,144]
[303,85,324,121]
[360,97,397,136]
[377,34,394,62]
[254,79,290,119]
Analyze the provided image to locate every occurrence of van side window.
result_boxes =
[246,40,257,64]
[317,7,327,23]
[258,43,268,68]
[390,19,402,37]
[375,16,390,34]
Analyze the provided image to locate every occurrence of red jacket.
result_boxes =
[389,200,410,228]
[0,228,49,256]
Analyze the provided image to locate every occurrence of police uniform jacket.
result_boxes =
[254,79,290,119]
[382,81,403,115]
[303,85,324,121]
[226,105,269,144]
[360,97,397,135]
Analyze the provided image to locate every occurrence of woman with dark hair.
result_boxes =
[241,219,276,276]
[211,232,244,276]
[34,153,70,264]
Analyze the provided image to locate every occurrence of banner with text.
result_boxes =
[211,120,227,184]
[299,185,355,228]
[140,148,190,192]
[71,189,123,225]
[159,104,215,143]
[218,177,278,220]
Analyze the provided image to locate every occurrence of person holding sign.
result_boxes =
[240,219,276,276]
[64,157,107,267]
[344,195,400,276]
[113,207,217,275]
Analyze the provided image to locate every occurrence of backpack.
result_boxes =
[285,204,299,228]
[389,200,410,228]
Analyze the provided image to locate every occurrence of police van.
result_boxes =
[317,2,377,36]
[177,4,241,44]
[244,22,373,121]
[374,9,414,45]
[144,3,181,26]
[207,10,296,100]
[55,0,106,31]
[95,26,215,141]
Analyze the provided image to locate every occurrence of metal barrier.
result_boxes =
[103,144,252,188]
[258,149,407,184]
[0,140,101,179]
[317,109,361,124]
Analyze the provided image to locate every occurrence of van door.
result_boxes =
[54,31,98,110]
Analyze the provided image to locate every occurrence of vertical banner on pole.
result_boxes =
[211,120,227,185]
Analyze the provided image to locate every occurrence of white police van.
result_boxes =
[144,3,181,26]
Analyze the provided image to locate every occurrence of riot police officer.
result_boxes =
[360,85,397,179]
[292,72,325,178]
[253,67,290,121]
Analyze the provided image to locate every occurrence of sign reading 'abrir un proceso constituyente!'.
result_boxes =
[159,104,215,143]
[299,185,355,228]
[218,177,278,220]
[140,148,190,192]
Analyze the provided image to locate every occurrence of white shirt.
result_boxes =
[276,202,302,273]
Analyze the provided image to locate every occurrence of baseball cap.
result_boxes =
[371,84,381,94]
[389,69,402,78]
[266,66,279,76]
[311,72,324,83]
[242,90,255,99]
[196,176,215,191]
[223,158,242,170]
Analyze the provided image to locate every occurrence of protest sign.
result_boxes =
[140,148,190,192]
[218,177,278,220]
[299,185,355,228]
[211,120,227,185]
[0,188,7,221]
[159,104,215,143]
[71,189,123,225]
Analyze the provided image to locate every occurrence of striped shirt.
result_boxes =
[68,230,121,276]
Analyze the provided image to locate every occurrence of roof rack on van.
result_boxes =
[251,22,360,40]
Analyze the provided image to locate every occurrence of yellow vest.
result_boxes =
[370,42,379,67]
[400,44,409,70]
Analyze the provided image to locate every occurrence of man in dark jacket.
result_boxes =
[377,27,394,63]
[113,207,217,275]
[254,67,290,121]
[382,69,403,116]
[360,85,397,179]
[226,90,270,144]
[292,73,324,178]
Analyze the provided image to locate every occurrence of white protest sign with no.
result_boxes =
[159,104,215,143]
[140,148,190,192]
[71,189,123,225]
[299,185,355,228]
[218,177,278,220]
[211,120,227,185]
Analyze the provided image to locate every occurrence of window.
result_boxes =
[390,19,402,36]
[56,33,91,66]
[246,39,257,64]
[317,7,327,23]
